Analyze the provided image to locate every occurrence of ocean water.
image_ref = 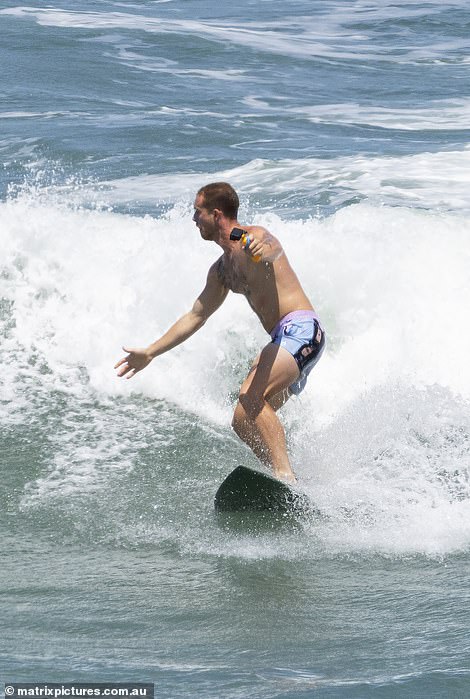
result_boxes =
[1,0,470,696]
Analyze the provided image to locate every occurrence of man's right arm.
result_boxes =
[115,258,228,379]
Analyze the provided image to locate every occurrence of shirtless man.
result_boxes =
[115,182,325,482]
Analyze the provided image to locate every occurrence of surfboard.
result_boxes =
[214,465,311,515]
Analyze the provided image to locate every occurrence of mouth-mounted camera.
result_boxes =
[229,227,247,241]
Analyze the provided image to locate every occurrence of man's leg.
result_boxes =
[231,342,300,482]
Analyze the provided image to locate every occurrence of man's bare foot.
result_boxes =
[274,470,297,484]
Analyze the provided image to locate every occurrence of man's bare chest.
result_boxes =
[219,257,250,295]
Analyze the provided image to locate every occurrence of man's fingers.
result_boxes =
[248,239,261,254]
[116,360,140,379]
[115,347,147,379]
[115,347,136,370]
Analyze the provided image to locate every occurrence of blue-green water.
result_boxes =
[1,1,470,697]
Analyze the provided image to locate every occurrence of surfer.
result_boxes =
[115,182,325,482]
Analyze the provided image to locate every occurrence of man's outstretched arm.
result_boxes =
[115,259,228,379]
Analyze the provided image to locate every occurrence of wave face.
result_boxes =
[2,191,469,558]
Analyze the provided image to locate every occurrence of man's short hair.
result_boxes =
[197,182,239,219]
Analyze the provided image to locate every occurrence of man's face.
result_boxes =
[193,194,216,240]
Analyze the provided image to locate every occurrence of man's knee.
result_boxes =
[231,402,244,435]
[238,392,264,419]
[232,392,265,433]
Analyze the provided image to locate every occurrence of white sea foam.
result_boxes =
[0,111,67,119]
[112,47,247,80]
[3,4,466,64]
[1,186,470,555]
[249,99,470,132]
[91,148,470,214]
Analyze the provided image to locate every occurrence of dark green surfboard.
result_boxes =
[214,465,311,515]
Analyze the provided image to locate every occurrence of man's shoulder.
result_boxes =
[245,224,270,237]
[245,225,281,246]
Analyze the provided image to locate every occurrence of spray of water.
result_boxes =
[1,183,469,557]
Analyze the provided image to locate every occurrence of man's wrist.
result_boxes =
[146,345,158,360]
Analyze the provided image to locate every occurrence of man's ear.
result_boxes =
[212,207,223,222]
